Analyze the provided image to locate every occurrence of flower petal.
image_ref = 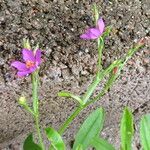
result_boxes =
[29,66,37,72]
[11,61,27,71]
[17,70,32,77]
[80,28,101,39]
[22,49,35,62]
[97,18,105,34]
[17,66,37,77]
[35,49,41,65]
[80,33,91,39]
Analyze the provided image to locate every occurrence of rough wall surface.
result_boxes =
[0,0,149,149]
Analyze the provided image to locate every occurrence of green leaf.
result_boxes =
[45,127,66,150]
[120,107,134,150]
[73,107,105,150]
[140,114,150,150]
[76,145,83,150]
[23,133,42,150]
[58,91,84,106]
[90,137,115,150]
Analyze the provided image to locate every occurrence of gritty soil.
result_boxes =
[0,0,150,150]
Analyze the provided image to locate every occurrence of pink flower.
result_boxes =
[11,49,41,77]
[80,18,105,40]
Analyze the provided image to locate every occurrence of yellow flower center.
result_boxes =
[26,61,35,68]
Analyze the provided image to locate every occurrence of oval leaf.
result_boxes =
[45,127,66,150]
[140,114,150,150]
[120,107,134,150]
[23,133,42,150]
[73,107,105,150]
[90,137,115,150]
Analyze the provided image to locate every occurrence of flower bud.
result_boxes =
[23,38,31,49]
[93,4,99,25]
[113,67,118,74]
[18,96,26,106]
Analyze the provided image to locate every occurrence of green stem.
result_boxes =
[58,76,114,136]
[35,115,45,150]
[23,104,35,116]
[32,72,39,114]
[85,72,118,106]
[97,37,104,70]
[58,44,143,135]
[58,60,121,134]
[82,59,122,104]
[58,107,83,135]
[31,72,45,150]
